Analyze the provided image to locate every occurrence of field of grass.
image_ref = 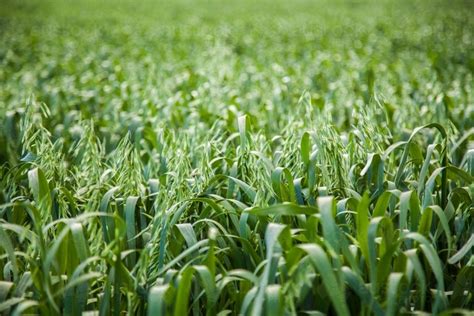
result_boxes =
[0,0,473,315]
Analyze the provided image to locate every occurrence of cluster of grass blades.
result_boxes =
[1,0,473,315]
[1,110,472,315]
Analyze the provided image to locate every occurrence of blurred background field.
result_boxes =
[1,0,473,144]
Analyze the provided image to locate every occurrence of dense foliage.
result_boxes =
[0,0,473,315]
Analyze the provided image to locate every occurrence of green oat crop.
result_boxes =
[0,0,473,315]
